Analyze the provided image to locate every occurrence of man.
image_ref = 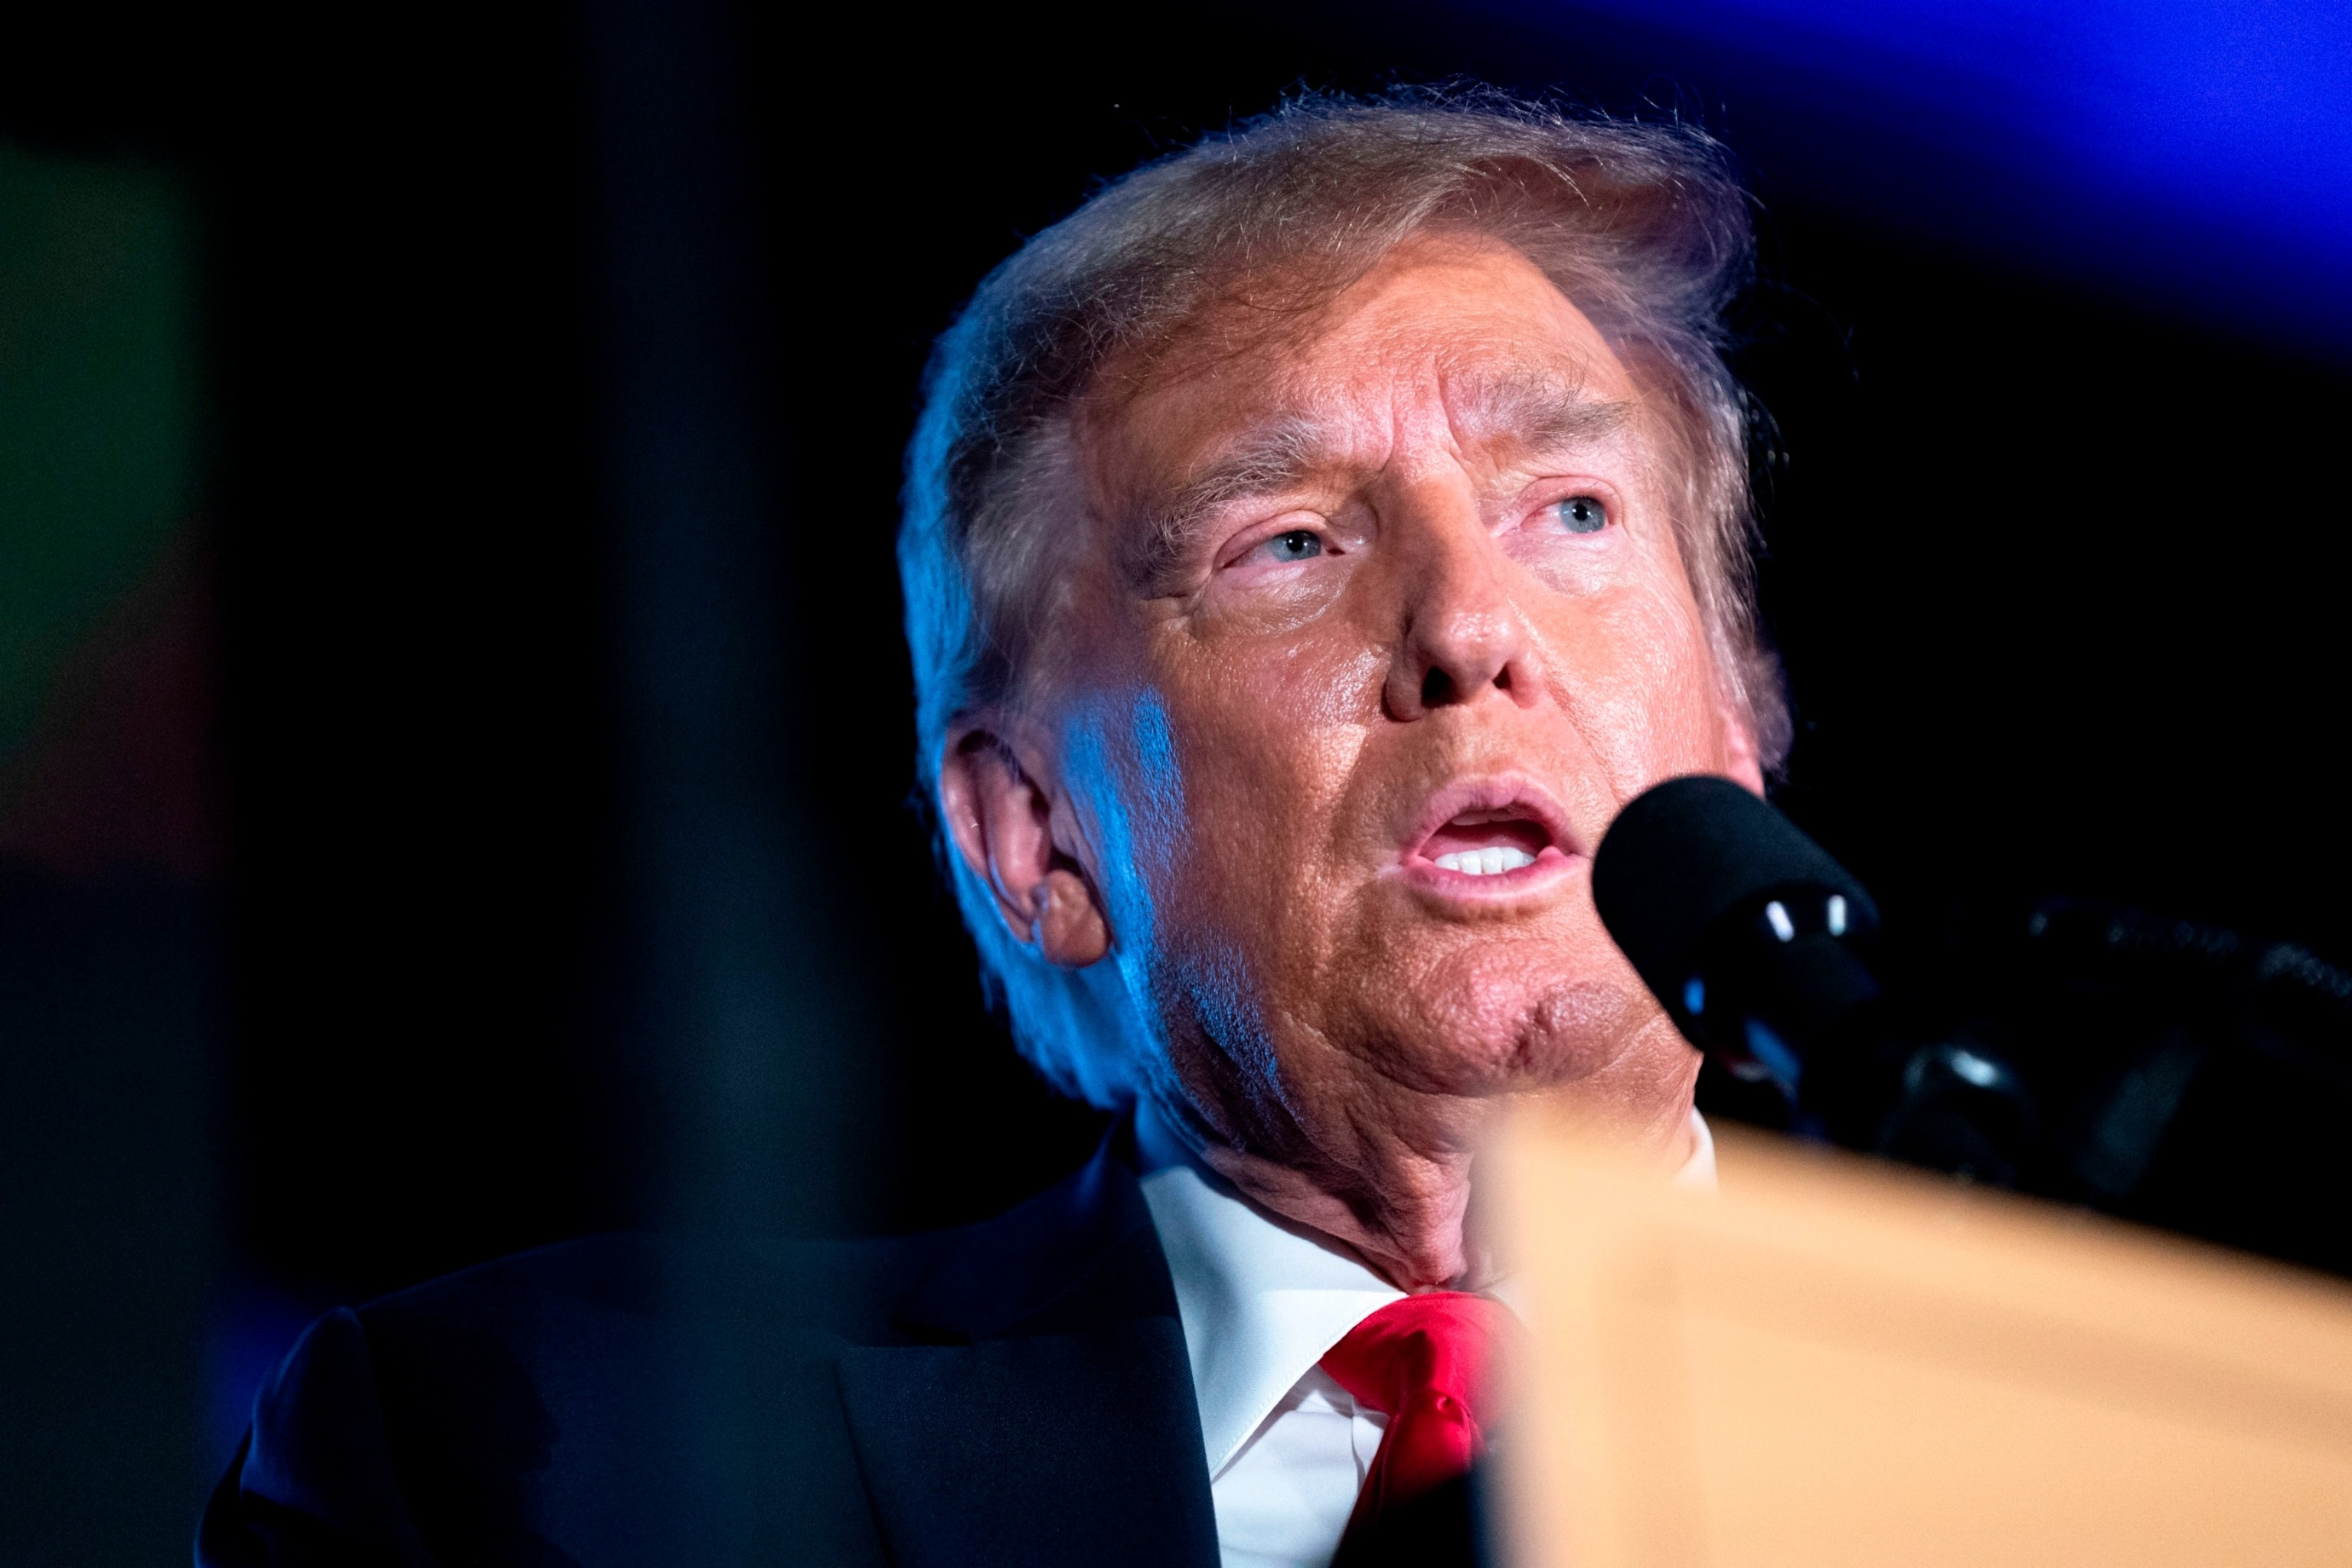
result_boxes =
[201,90,1785,1567]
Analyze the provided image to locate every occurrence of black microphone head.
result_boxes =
[1592,775,1879,1048]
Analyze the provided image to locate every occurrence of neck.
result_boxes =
[1145,1027,1700,1292]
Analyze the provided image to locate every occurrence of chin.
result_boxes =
[1338,935,1655,1096]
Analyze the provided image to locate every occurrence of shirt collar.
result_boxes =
[1133,1101,1717,1478]
[1135,1103,1401,1477]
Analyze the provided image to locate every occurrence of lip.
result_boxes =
[1392,775,1586,901]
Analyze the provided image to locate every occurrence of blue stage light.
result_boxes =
[1470,0,2352,352]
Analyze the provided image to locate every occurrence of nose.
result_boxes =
[1380,495,1542,720]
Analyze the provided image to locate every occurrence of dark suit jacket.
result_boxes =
[197,1132,1223,1567]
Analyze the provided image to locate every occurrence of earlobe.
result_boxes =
[937,727,1113,966]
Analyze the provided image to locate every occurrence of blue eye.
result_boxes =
[1553,495,1607,534]
[1262,529,1324,563]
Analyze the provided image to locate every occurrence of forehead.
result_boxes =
[1085,237,1637,494]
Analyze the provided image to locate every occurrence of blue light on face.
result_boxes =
[1063,702,1161,946]
[1465,0,2352,354]
[1059,688,1191,991]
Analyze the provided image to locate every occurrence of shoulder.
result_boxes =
[354,1228,929,1354]
[199,1142,1157,1566]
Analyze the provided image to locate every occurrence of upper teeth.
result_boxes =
[1434,847,1537,877]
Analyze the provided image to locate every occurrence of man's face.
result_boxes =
[1050,235,1756,1167]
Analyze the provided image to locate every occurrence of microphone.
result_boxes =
[2018,896,2352,1062]
[1593,775,2032,1181]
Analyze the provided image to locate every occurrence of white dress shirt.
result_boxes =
[1135,1105,1717,1568]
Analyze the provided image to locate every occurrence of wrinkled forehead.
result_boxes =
[1077,237,1641,515]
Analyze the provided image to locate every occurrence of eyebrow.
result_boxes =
[1449,366,1633,454]
[1122,368,1633,590]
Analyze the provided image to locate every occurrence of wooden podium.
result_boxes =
[1490,1120,2352,1566]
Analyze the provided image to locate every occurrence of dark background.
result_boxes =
[4,2,2350,1559]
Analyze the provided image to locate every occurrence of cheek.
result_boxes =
[1145,633,1384,939]
[1544,573,1729,791]
[1156,631,1380,829]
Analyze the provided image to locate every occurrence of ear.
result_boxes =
[938,727,1112,967]
[1718,699,1768,796]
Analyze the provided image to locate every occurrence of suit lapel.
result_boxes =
[838,1318,1211,1568]
[835,1137,1220,1568]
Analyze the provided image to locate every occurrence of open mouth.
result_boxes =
[1400,782,1580,887]
[1419,808,1555,877]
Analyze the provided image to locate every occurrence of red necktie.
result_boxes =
[1319,1291,1518,1544]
